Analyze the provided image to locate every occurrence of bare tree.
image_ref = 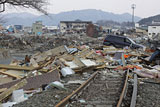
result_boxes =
[0,0,48,14]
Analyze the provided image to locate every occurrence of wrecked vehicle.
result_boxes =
[103,35,144,49]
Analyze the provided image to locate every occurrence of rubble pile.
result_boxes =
[0,34,103,52]
[0,45,107,106]
[0,40,159,106]
[127,33,149,46]
[0,35,26,49]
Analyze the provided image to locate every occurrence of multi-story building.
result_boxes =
[14,25,23,33]
[60,21,92,34]
[32,21,43,36]
[43,26,59,34]
[148,24,160,38]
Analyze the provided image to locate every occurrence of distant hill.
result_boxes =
[139,14,160,25]
[3,9,141,26]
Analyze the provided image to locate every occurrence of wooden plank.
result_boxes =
[38,69,49,73]
[76,48,90,57]
[0,69,7,72]
[43,58,54,67]
[0,64,48,73]
[0,88,7,93]
[117,70,129,107]
[73,57,86,68]
[60,54,74,61]
[0,77,13,84]
[0,79,27,102]
[0,71,21,79]
[30,58,39,67]
[131,59,142,63]
[59,58,70,67]
[0,64,35,71]
[85,50,94,58]
[74,48,88,56]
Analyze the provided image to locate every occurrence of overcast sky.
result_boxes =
[3,0,160,18]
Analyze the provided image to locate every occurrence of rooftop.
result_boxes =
[60,21,92,23]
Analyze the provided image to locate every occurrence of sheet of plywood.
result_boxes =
[81,59,96,67]
[0,77,13,84]
[0,70,60,90]
[30,58,39,67]
[65,62,79,69]
[73,57,86,68]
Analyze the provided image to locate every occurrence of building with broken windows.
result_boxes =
[43,26,59,34]
[148,24,160,38]
[60,21,92,34]
[32,21,43,36]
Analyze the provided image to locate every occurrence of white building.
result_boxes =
[32,21,43,36]
[148,24,160,38]
[135,23,140,28]
[44,26,59,33]
[60,21,92,34]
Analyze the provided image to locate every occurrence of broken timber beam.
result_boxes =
[117,69,129,107]
[0,64,48,72]
[0,88,7,93]
[0,79,27,102]
[0,71,21,79]
[0,64,35,71]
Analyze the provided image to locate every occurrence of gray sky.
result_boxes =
[3,0,160,18]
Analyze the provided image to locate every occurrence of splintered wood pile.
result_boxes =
[0,45,107,103]
[0,44,158,106]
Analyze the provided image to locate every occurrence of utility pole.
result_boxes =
[131,4,136,25]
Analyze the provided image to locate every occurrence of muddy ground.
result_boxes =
[13,71,95,107]
[136,78,160,107]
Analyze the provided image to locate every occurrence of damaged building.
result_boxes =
[60,21,92,34]
[32,21,43,36]
[148,23,160,38]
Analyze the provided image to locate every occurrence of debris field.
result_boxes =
[0,34,160,107]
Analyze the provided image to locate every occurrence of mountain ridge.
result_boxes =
[3,9,141,26]
[139,14,160,25]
